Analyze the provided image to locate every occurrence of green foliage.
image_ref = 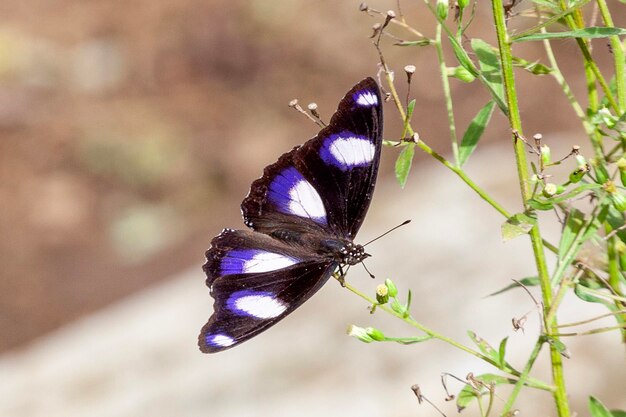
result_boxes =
[459,101,495,165]
[348,1,626,415]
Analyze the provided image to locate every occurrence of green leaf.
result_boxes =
[528,198,554,211]
[449,36,479,77]
[610,411,626,417]
[514,27,626,42]
[459,101,495,166]
[394,39,432,47]
[456,374,515,411]
[395,143,415,188]
[606,205,626,244]
[502,212,537,241]
[498,337,508,368]
[559,208,585,260]
[467,331,499,362]
[545,336,569,358]
[471,39,505,106]
[589,396,614,417]
[529,183,603,211]
[511,55,552,75]
[487,276,540,297]
[530,0,561,10]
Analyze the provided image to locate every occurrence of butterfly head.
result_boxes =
[339,242,369,266]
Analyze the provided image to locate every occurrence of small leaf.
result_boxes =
[502,212,537,241]
[512,56,552,75]
[456,374,515,411]
[394,39,432,47]
[514,27,626,42]
[610,411,626,417]
[395,143,415,188]
[459,101,495,166]
[487,276,540,297]
[467,331,499,362]
[589,396,614,417]
[471,39,505,106]
[531,0,560,9]
[545,336,569,358]
[528,198,554,211]
[574,280,612,307]
[559,208,585,259]
[449,36,479,77]
[498,337,509,368]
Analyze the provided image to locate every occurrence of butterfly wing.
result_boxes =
[199,229,335,353]
[242,77,383,240]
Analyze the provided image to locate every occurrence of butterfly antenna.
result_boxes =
[363,219,411,247]
[361,260,376,279]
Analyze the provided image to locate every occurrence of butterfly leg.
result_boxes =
[337,265,346,287]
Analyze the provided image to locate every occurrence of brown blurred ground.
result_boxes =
[0,0,618,352]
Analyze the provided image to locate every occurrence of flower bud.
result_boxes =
[347,325,374,343]
[385,278,398,297]
[568,164,589,184]
[376,284,389,304]
[540,144,551,167]
[542,183,560,197]
[366,327,386,341]
[436,0,449,20]
[575,154,586,167]
[448,66,475,83]
[590,158,609,184]
[457,0,470,9]
[609,192,626,212]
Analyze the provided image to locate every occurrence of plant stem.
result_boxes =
[434,23,460,165]
[501,338,544,414]
[595,0,625,113]
[491,1,570,415]
[342,280,553,391]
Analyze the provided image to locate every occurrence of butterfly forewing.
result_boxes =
[242,78,383,239]
[199,78,383,353]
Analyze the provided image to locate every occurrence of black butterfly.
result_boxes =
[199,78,383,353]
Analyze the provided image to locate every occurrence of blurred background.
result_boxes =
[1,1,624,416]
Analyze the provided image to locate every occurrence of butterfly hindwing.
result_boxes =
[199,230,335,353]
[241,78,383,239]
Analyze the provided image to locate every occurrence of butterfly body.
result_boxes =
[199,78,383,353]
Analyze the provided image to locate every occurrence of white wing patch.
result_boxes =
[327,136,375,168]
[288,179,327,220]
[354,91,378,106]
[244,252,298,273]
[207,334,235,347]
[230,293,288,319]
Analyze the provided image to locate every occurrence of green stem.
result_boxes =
[541,25,603,159]
[491,1,570,415]
[502,338,544,415]
[342,280,553,391]
[558,1,620,114]
[595,0,625,113]
[434,23,460,165]
[605,228,626,342]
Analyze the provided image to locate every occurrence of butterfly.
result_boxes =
[198,78,383,353]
